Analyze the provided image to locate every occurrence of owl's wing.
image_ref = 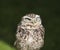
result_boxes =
[16,25,25,39]
[39,25,45,39]
[14,25,23,46]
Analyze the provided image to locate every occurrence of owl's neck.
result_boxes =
[21,21,41,30]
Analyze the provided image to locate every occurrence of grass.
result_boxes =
[0,41,16,50]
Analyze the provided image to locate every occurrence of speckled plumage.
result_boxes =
[14,14,45,50]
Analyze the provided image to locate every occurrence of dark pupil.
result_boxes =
[25,18,31,20]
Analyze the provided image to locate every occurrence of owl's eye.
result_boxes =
[24,18,31,22]
[36,17,40,22]
[25,18,31,20]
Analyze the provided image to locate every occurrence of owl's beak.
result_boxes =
[32,20,36,24]
[31,19,36,24]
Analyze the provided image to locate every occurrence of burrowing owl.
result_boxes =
[14,14,45,50]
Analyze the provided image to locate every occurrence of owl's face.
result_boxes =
[21,14,42,25]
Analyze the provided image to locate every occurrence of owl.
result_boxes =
[14,14,45,50]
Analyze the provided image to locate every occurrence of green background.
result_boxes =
[0,0,60,50]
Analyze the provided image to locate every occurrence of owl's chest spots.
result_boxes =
[21,29,41,43]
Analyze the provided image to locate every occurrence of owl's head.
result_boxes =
[21,14,42,25]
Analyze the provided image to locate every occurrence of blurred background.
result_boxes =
[0,0,60,50]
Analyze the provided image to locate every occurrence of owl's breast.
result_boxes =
[26,36,34,45]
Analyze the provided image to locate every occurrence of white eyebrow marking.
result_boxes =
[36,15,40,18]
[23,16,30,19]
